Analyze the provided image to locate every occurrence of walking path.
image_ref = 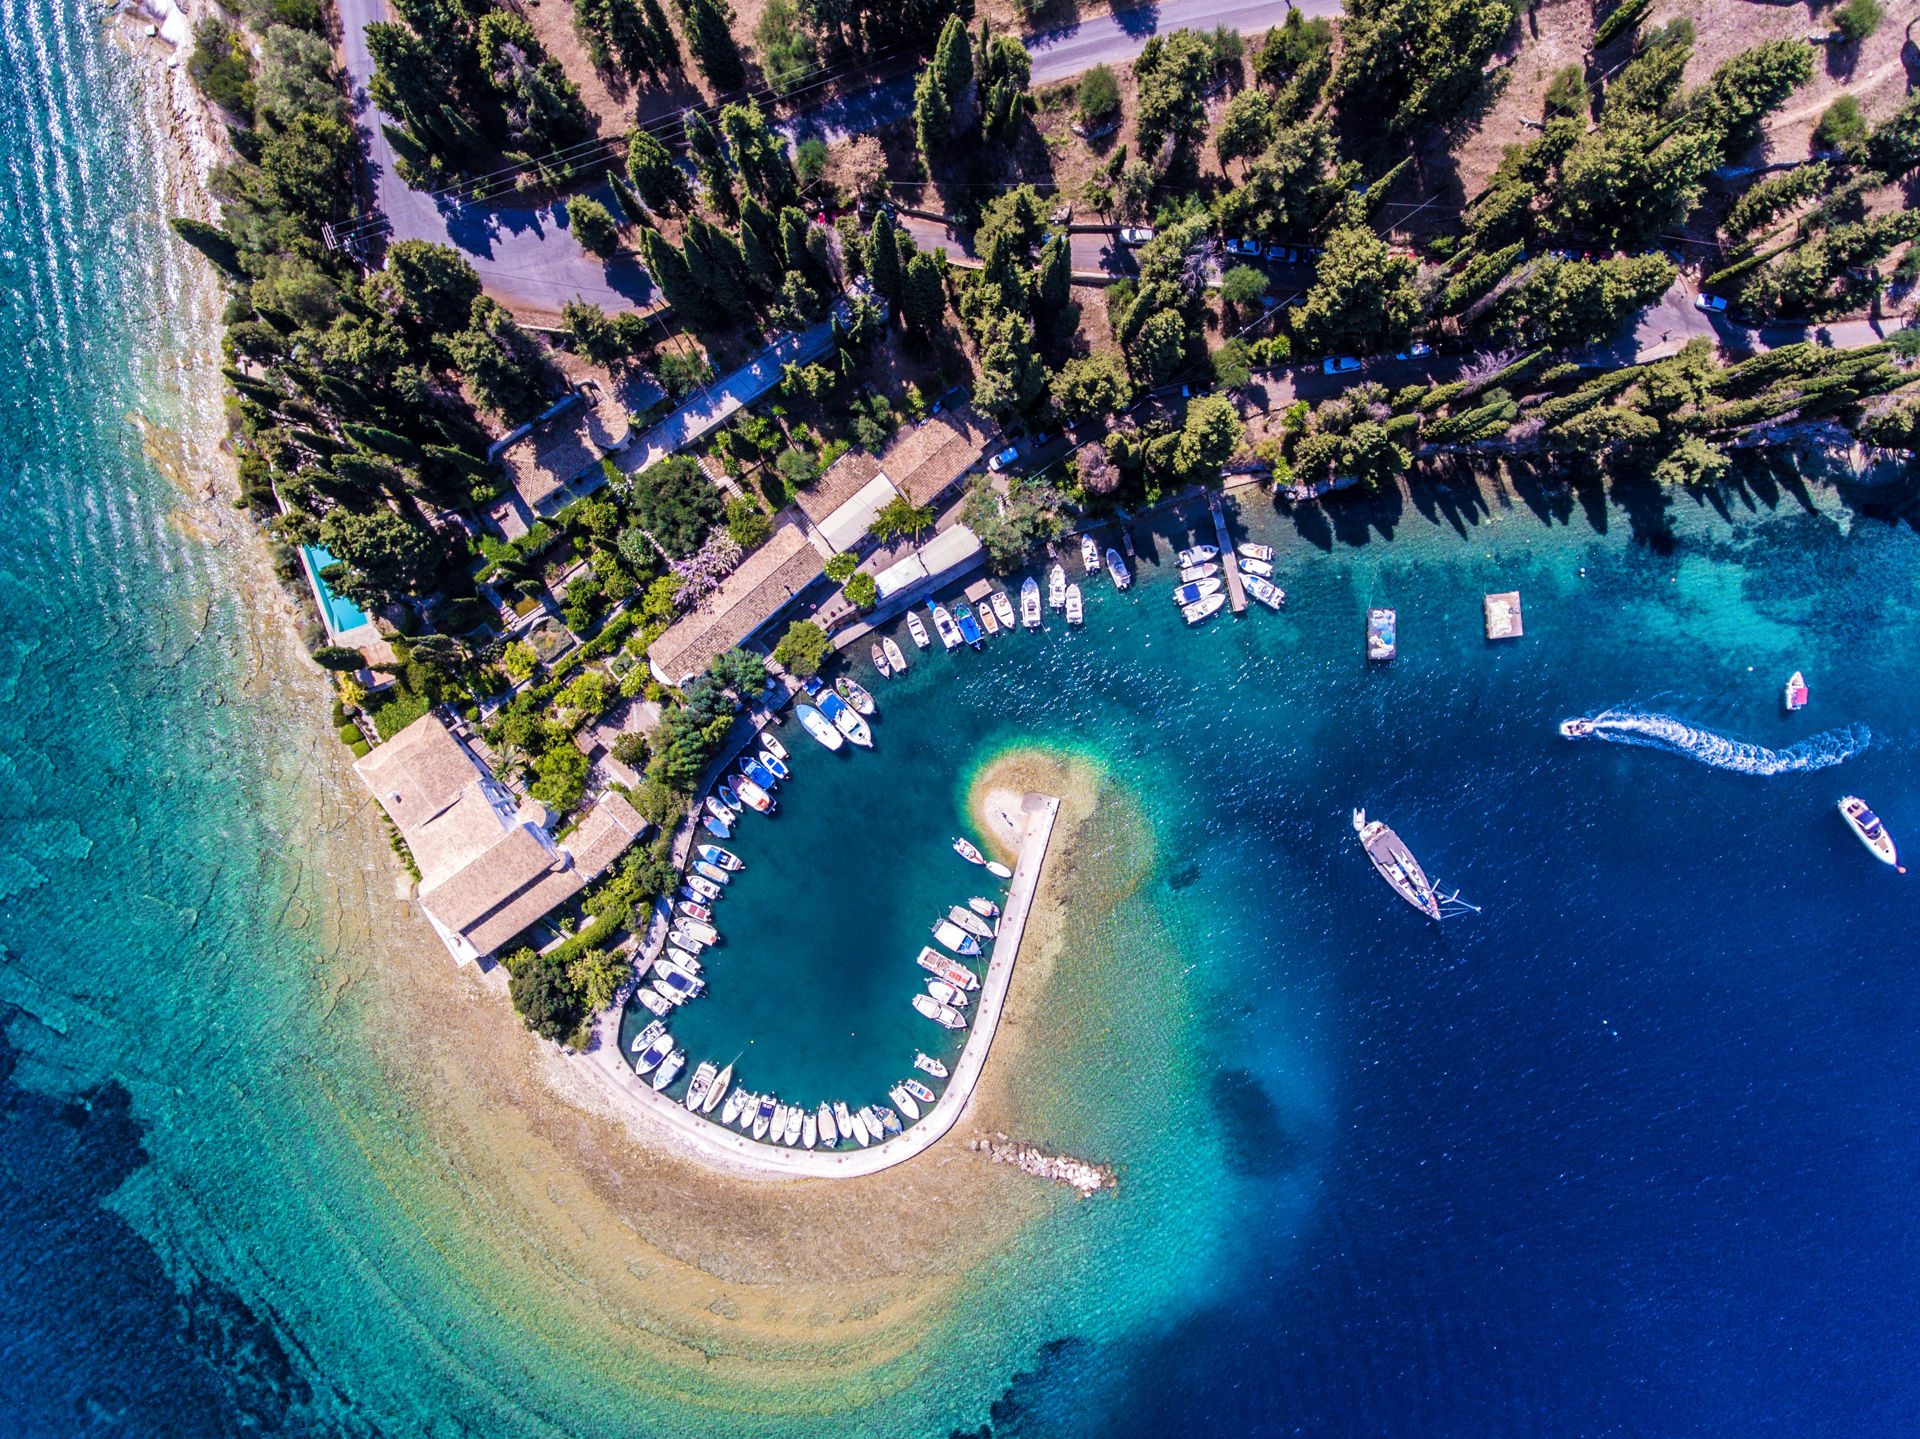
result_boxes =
[580,792,1060,1178]
[1207,495,1245,614]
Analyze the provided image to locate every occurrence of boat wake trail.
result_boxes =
[1566,709,1871,775]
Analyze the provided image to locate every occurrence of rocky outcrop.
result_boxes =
[970,1134,1114,1198]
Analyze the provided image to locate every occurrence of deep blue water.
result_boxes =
[6,0,1920,1431]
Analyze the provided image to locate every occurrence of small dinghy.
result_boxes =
[1021,576,1043,628]
[1176,545,1218,567]
[836,676,876,715]
[926,978,970,1008]
[697,844,743,871]
[1107,549,1131,590]
[1236,541,1275,562]
[734,776,775,813]
[651,1050,685,1089]
[1244,575,1286,609]
[717,779,742,811]
[1065,584,1083,625]
[953,837,986,865]
[1785,670,1809,711]
[913,1052,949,1079]
[976,598,1001,637]
[1179,561,1219,582]
[1080,534,1102,573]
[1172,579,1223,606]
[912,992,968,1029]
[889,1084,922,1121]
[1182,594,1226,625]
[929,603,961,650]
[907,610,932,649]
[871,642,891,678]
[917,947,979,989]
[1048,563,1067,610]
[968,896,1000,918]
[932,919,983,956]
[948,904,995,937]
[692,859,731,886]
[1239,556,1275,577]
[903,1077,937,1104]
[796,703,845,750]
[883,636,908,673]
[985,860,1014,879]
[992,590,1018,631]
[1838,795,1901,870]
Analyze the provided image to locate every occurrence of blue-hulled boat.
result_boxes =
[953,603,984,647]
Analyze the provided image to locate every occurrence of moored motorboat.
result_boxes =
[889,1084,921,1121]
[912,993,967,1029]
[976,598,1001,637]
[1244,575,1286,609]
[704,1062,732,1114]
[635,988,672,1017]
[682,876,720,903]
[836,676,876,715]
[818,689,873,747]
[784,1107,803,1145]
[796,703,846,751]
[675,918,719,945]
[666,946,702,974]
[1080,534,1102,573]
[653,962,704,998]
[629,1017,667,1055]
[968,896,1000,917]
[984,860,1013,879]
[1107,549,1130,590]
[734,776,775,813]
[948,904,995,937]
[702,815,732,839]
[916,946,979,989]
[953,837,986,865]
[692,859,731,886]
[741,756,779,792]
[651,1050,685,1089]
[633,1032,673,1075]
[849,1108,873,1146]
[954,603,984,646]
[1179,561,1219,582]
[992,589,1018,631]
[1785,670,1809,711]
[1838,795,1901,869]
[1239,556,1275,577]
[752,1095,776,1140]
[684,1061,718,1112]
[929,603,961,650]
[802,1111,818,1148]
[676,899,712,923]
[926,978,970,1008]
[717,779,742,811]
[761,733,788,763]
[932,920,983,956]
[903,1077,937,1104]
[1064,584,1083,625]
[720,1086,748,1127]
[697,844,743,871]
[913,1052,949,1079]
[1236,541,1275,562]
[704,796,736,824]
[821,1102,841,1145]
[871,642,891,678]
[757,749,789,780]
[1021,576,1042,628]
[1176,545,1218,567]
[883,636,908,673]
[768,1103,787,1142]
[907,610,932,649]
[1171,579,1223,606]
[1048,563,1067,610]
[1182,594,1226,625]
[726,1091,754,1129]
[669,925,711,953]
[872,1105,902,1137]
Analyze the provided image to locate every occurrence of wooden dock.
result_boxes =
[1208,495,1247,614]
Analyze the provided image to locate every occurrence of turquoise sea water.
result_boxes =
[7,3,1920,1433]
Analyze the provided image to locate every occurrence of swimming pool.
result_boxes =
[300,544,371,639]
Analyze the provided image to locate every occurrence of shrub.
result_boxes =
[569,197,621,257]
[349,741,372,759]
[1813,96,1868,158]
[503,640,539,681]
[312,645,366,671]
[824,551,858,583]
[1543,64,1588,121]
[1078,64,1120,125]
[775,447,818,488]
[796,137,829,186]
[339,723,362,744]
[371,690,431,740]
[773,618,831,676]
[725,495,773,549]
[843,571,877,610]
[1833,0,1882,41]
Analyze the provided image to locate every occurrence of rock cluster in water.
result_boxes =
[970,1134,1114,1197]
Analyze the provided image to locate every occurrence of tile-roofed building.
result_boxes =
[645,520,824,685]
[877,405,996,508]
[793,449,883,525]
[562,792,649,881]
[354,712,643,965]
[492,381,632,534]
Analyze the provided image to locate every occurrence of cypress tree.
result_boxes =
[684,109,737,221]
[626,129,692,213]
[639,0,680,66]
[740,197,783,273]
[902,250,946,332]
[933,14,972,109]
[641,229,713,325]
[913,69,950,160]
[1035,231,1070,313]
[779,207,813,275]
[867,209,903,309]
[739,215,782,289]
[610,173,651,227]
[688,216,755,320]
[678,0,745,91]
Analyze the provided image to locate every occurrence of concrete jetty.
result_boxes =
[1208,495,1247,614]
[581,793,1061,1179]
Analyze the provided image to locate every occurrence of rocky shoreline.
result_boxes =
[970,1134,1115,1199]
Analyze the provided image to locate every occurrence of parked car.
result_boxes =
[1119,226,1155,246]
[1394,342,1432,359]
[1031,430,1058,448]
[1264,243,1289,262]
[1323,356,1362,375]
[1693,293,1728,314]
[986,445,1020,472]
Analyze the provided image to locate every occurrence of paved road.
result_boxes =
[337,0,654,318]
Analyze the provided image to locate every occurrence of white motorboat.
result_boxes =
[1176,545,1218,567]
[682,876,720,901]
[704,796,736,824]
[968,895,1000,917]
[1080,534,1102,573]
[883,636,908,672]
[676,899,712,924]
[727,1091,755,1129]
[666,946,703,974]
[734,776,774,813]
[675,918,719,945]
[991,589,1017,631]
[917,946,979,989]
[1107,549,1130,590]
[752,1095,775,1139]
[1236,541,1275,562]
[669,926,711,953]
[653,961,705,997]
[635,988,672,1017]
[1021,576,1042,628]
[912,992,968,1029]
[848,1108,873,1146]
[704,1062,732,1113]
[783,1107,803,1145]
[933,919,983,956]
[1838,795,1901,869]
[903,1077,937,1104]
[758,749,789,781]
[819,1102,839,1145]
[836,676,876,715]
[692,860,730,886]
[651,1050,685,1089]
[1239,556,1275,577]
[1048,563,1067,609]
[761,733,788,762]
[696,844,743,871]
[948,904,995,937]
[684,1061,718,1111]
[1244,575,1286,609]
[1182,594,1226,625]
[1171,579,1223,606]
[953,837,985,865]
[926,978,970,1008]
[984,860,1013,879]
[913,1052,949,1079]
[831,1100,854,1144]
[1065,583,1083,625]
[1178,561,1219,582]
[802,1111,818,1148]
[629,1017,668,1055]
[930,603,962,650]
[633,1032,674,1075]
[720,1086,749,1127]
[769,1103,788,1142]
[830,703,872,747]
[796,704,845,750]
[889,1084,922,1121]
[1785,670,1809,711]
[907,610,932,649]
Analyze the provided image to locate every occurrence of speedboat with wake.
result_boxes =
[1048,563,1067,610]
[1021,576,1042,628]
[796,703,845,751]
[1172,579,1223,607]
[907,610,932,649]
[1838,795,1901,870]
[1107,549,1130,590]
[1352,808,1477,920]
[1558,717,1595,738]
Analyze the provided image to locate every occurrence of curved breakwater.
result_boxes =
[1565,708,1872,775]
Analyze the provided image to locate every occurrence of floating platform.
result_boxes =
[1208,496,1246,614]
[1484,591,1523,639]
[1367,608,1396,661]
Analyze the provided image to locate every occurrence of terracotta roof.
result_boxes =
[354,714,489,833]
[564,792,649,880]
[646,521,824,683]
[499,383,631,515]
[878,407,995,507]
[464,868,591,958]
[794,449,883,523]
[419,826,568,935]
